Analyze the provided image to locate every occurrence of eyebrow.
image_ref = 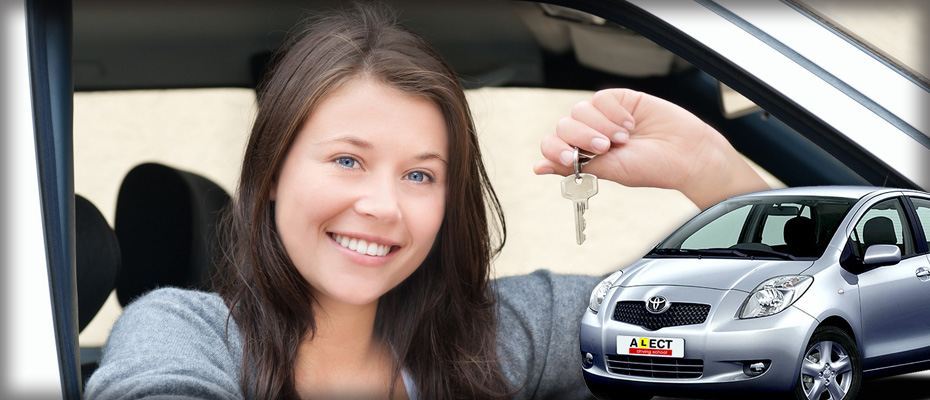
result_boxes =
[417,152,448,166]
[315,135,373,150]
[316,135,448,165]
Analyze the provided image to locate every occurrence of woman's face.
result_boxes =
[272,78,448,308]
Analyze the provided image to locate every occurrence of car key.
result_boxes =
[561,147,598,244]
[562,173,598,244]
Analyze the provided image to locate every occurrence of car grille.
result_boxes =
[606,354,703,379]
[612,301,710,330]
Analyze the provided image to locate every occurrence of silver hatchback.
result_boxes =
[581,186,930,400]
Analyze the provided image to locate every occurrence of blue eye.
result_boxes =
[407,171,433,183]
[335,157,358,168]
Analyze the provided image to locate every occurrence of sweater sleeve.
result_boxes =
[84,288,243,400]
[495,270,603,400]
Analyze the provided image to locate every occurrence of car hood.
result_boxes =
[619,257,815,292]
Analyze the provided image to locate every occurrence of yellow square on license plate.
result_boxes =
[617,336,684,358]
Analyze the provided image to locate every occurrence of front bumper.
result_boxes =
[579,285,818,398]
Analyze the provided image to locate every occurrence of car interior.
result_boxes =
[75,161,230,382]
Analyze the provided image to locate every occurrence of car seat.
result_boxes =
[74,194,120,383]
[75,194,120,331]
[782,216,818,257]
[862,216,898,248]
[862,217,898,248]
[114,163,230,307]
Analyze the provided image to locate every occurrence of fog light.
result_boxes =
[582,352,595,369]
[743,360,771,377]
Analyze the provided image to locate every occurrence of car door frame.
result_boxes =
[2,0,79,399]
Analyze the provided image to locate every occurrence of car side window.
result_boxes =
[909,197,930,252]
[849,198,915,258]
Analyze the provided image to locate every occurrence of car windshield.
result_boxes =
[649,196,856,259]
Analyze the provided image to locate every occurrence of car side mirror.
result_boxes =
[862,244,901,267]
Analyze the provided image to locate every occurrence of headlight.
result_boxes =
[588,270,623,313]
[739,275,813,319]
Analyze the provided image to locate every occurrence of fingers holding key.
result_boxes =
[534,90,639,176]
[559,91,640,155]
[535,133,583,176]
[557,116,608,156]
[535,88,771,210]
[568,100,631,151]
[588,89,638,142]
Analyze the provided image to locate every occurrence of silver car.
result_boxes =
[581,186,930,400]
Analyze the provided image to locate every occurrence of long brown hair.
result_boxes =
[214,3,510,399]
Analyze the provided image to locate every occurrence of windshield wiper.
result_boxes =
[647,248,746,258]
[731,247,797,260]
[648,247,796,260]
[647,248,695,256]
[692,248,748,258]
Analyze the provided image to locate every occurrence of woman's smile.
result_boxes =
[329,232,398,258]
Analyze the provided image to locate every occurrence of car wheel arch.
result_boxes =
[817,317,857,346]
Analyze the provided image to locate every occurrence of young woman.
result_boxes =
[85,4,768,400]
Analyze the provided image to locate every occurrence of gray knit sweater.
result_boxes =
[84,270,601,399]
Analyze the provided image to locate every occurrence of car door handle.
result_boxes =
[917,267,930,281]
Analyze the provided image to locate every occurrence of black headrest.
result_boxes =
[863,216,897,247]
[75,194,120,332]
[114,163,230,306]
[783,216,814,247]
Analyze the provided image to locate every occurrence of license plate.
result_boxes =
[617,335,684,358]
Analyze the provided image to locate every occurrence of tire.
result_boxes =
[794,326,861,400]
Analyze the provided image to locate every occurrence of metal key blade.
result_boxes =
[575,201,587,244]
[562,173,598,244]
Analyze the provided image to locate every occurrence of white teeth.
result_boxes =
[332,234,391,257]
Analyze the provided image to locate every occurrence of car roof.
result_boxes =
[732,186,914,201]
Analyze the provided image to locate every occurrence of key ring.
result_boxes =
[573,147,596,178]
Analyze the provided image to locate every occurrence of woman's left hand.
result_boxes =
[533,88,770,210]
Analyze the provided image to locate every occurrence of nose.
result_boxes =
[353,174,402,222]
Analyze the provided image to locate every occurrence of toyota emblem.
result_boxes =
[646,295,671,314]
